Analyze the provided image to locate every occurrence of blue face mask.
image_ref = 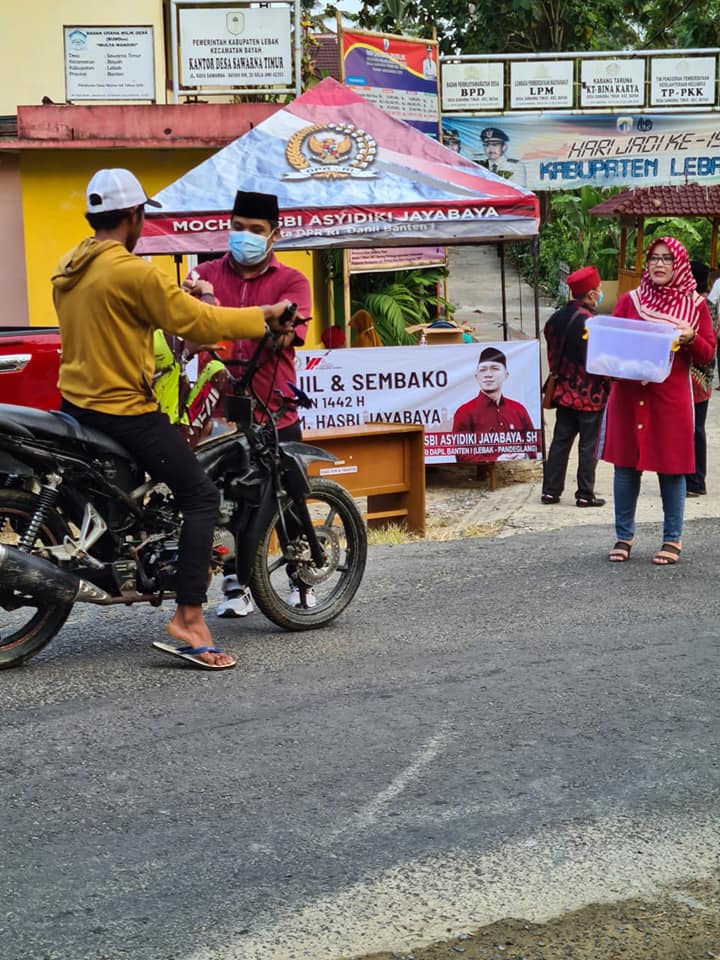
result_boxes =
[228,230,269,266]
[596,289,604,306]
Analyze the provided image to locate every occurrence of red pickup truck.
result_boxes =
[0,327,62,410]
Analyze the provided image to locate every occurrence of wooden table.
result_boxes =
[303,423,426,536]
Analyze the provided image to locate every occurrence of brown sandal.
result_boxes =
[608,540,633,562]
[652,543,681,565]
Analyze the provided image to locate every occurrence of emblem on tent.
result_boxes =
[284,123,378,180]
[226,12,244,34]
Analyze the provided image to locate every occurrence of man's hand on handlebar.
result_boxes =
[272,330,296,351]
[263,301,302,339]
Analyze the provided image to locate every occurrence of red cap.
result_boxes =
[567,265,601,298]
[321,326,346,349]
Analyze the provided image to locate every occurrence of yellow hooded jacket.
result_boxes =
[52,238,267,416]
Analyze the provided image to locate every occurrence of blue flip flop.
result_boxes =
[151,641,236,671]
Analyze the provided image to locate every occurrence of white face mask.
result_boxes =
[228,230,269,266]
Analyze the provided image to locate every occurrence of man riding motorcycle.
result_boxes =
[52,167,295,670]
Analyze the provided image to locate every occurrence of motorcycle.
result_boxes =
[0,325,368,669]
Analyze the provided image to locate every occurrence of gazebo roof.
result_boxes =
[589,183,720,218]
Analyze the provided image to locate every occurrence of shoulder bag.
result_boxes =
[542,307,585,410]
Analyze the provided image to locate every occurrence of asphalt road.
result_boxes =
[1,519,719,960]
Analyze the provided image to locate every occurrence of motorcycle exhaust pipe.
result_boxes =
[0,544,110,605]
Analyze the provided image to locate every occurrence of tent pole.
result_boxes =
[532,235,540,340]
[533,234,545,460]
[174,253,182,286]
[293,0,302,98]
[635,218,645,272]
[711,219,719,269]
[517,270,524,335]
[336,11,345,80]
[342,249,352,344]
[499,241,508,340]
[328,252,336,336]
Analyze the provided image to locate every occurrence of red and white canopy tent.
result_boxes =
[137,77,541,335]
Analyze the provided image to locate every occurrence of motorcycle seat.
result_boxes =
[0,403,132,459]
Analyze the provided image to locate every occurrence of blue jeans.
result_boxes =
[613,467,686,543]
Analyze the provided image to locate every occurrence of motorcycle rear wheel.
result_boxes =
[249,478,367,631]
[0,489,73,669]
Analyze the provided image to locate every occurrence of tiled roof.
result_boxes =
[590,183,720,217]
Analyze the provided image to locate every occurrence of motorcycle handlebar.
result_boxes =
[279,301,298,326]
[270,302,306,333]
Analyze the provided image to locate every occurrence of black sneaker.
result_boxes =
[576,496,605,507]
[541,493,560,504]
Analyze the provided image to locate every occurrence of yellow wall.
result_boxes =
[20,148,321,344]
[1,1,167,114]
[0,154,30,327]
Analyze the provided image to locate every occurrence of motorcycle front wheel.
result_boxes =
[249,477,367,631]
[0,489,74,669]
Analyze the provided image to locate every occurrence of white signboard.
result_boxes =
[580,59,645,107]
[179,7,291,86]
[295,342,542,464]
[442,61,504,111]
[64,26,155,101]
[510,60,574,109]
[651,56,716,106]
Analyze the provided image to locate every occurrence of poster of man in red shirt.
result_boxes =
[452,346,537,462]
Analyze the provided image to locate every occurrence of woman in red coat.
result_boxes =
[599,236,716,565]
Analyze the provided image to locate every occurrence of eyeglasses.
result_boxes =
[647,255,674,264]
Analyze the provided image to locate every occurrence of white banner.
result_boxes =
[295,341,542,463]
[441,61,504,111]
[580,58,645,108]
[179,7,291,86]
[650,56,716,106]
[510,60,574,109]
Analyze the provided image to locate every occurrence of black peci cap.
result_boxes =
[478,346,507,366]
[232,190,279,221]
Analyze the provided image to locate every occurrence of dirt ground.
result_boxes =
[354,874,720,960]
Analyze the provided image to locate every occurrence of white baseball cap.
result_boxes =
[86,168,161,214]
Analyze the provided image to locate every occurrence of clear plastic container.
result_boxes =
[585,314,678,383]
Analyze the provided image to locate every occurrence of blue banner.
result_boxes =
[441,112,720,190]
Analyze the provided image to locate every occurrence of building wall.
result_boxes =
[1,4,325,340]
[0,154,30,327]
[1,0,167,115]
[20,148,320,344]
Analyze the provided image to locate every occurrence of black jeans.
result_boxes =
[543,406,603,500]
[222,419,302,579]
[62,401,220,606]
[686,399,708,493]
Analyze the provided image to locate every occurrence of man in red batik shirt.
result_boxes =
[189,190,313,617]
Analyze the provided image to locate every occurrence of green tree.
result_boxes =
[621,0,720,49]
[511,186,621,298]
[355,0,639,53]
[634,217,712,263]
[321,0,717,51]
